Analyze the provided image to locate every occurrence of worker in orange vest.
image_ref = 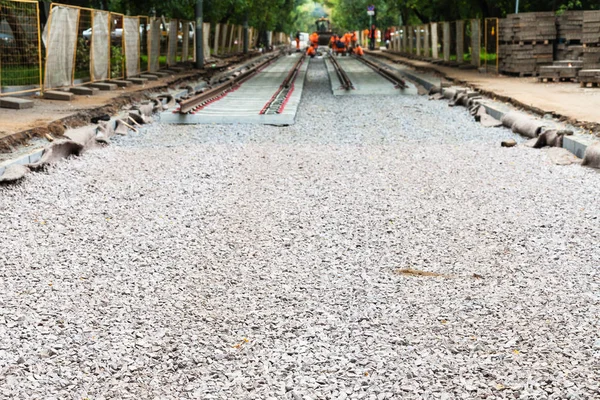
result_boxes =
[354,45,364,56]
[295,31,300,51]
[344,32,352,51]
[307,43,317,57]
[310,32,319,46]
[330,34,338,53]
[351,31,358,49]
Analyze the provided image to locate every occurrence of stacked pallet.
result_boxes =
[582,11,600,69]
[499,43,554,76]
[582,10,600,44]
[538,60,583,82]
[578,69,600,87]
[500,12,557,42]
[557,11,584,42]
[499,12,556,76]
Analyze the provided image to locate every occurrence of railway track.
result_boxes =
[260,54,306,115]
[327,54,408,92]
[164,53,309,124]
[178,52,283,114]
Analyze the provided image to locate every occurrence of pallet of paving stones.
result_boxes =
[557,11,584,42]
[499,42,553,75]
[537,61,582,82]
[582,11,600,44]
[583,46,600,69]
[556,43,584,61]
[578,69,600,87]
[499,12,557,43]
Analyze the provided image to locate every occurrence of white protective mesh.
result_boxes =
[44,6,79,89]
[124,17,140,77]
[149,19,160,72]
[92,11,109,81]
[167,20,177,65]
[203,22,210,61]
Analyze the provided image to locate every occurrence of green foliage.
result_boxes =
[110,45,124,78]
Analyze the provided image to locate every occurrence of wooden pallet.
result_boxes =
[538,76,578,83]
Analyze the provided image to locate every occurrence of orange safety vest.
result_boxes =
[355,46,364,56]
[310,32,319,44]
[344,33,352,44]
[307,46,316,56]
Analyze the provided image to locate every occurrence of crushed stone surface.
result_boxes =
[1,58,599,400]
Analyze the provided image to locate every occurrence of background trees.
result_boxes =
[37,0,600,34]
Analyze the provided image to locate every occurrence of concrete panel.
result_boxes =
[70,86,99,95]
[44,91,74,101]
[0,97,34,109]
[87,83,118,91]
[456,20,465,64]
[471,20,481,67]
[443,23,451,62]
[431,23,439,59]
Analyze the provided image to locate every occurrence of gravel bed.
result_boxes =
[0,58,599,400]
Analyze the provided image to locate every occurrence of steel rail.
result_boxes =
[328,54,354,90]
[352,55,407,89]
[178,52,282,114]
[260,54,306,115]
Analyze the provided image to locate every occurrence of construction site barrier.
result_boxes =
[0,0,42,96]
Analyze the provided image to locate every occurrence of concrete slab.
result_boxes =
[140,74,159,81]
[44,91,74,101]
[0,97,34,109]
[110,80,133,88]
[70,86,99,96]
[87,82,118,91]
[153,71,170,77]
[325,57,418,96]
[127,78,148,85]
[162,54,308,125]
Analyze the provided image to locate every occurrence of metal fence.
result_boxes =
[0,0,42,96]
[1,0,275,94]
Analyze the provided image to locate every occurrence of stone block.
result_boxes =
[110,80,133,88]
[44,91,74,101]
[87,82,118,91]
[0,97,34,109]
[127,78,148,84]
[70,86,98,95]
[140,74,159,81]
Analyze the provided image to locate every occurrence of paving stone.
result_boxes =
[0,97,34,109]
[70,86,99,96]
[140,74,159,81]
[87,82,118,91]
[127,78,148,85]
[110,80,133,88]
[43,90,74,101]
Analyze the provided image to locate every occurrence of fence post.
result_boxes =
[213,23,220,55]
[456,20,465,63]
[195,0,203,68]
[471,19,481,68]
[431,23,438,59]
[443,22,450,61]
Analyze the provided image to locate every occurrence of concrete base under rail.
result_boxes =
[160,54,309,125]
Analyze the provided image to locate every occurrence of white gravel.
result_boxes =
[1,58,599,400]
